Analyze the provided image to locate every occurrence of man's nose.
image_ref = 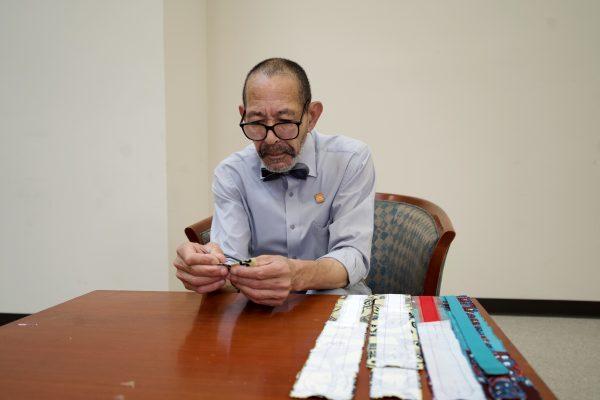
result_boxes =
[263,127,279,144]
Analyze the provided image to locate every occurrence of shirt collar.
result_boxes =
[256,130,317,179]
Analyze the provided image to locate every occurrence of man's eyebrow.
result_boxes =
[245,110,265,118]
[277,108,298,117]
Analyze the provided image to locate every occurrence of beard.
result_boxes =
[258,131,309,173]
[259,142,298,173]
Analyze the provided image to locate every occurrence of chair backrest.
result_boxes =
[185,217,212,245]
[185,192,455,295]
[368,193,455,295]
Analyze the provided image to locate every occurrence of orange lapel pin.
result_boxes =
[314,192,325,204]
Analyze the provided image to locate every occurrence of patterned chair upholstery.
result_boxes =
[368,200,439,295]
[367,193,455,295]
[198,229,211,246]
[185,218,212,246]
[185,193,455,296]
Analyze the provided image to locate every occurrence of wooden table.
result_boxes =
[0,291,555,399]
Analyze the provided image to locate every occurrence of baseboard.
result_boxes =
[477,298,600,318]
[0,313,29,326]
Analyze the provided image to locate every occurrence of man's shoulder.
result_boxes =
[214,144,258,175]
[314,131,370,156]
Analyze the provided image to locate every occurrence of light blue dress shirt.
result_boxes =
[211,130,375,294]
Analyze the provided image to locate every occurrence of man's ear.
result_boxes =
[307,101,323,131]
[238,104,245,118]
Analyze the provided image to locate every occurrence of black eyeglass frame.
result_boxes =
[239,100,310,141]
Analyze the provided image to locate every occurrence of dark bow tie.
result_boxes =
[261,163,309,181]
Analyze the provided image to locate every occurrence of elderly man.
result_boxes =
[173,58,375,306]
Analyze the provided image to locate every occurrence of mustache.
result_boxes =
[258,142,296,158]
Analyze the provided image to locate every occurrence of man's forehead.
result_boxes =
[245,106,299,118]
[245,73,303,107]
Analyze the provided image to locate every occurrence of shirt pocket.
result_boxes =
[306,198,332,230]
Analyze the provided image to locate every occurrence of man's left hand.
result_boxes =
[229,255,296,306]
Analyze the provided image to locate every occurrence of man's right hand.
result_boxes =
[173,242,229,294]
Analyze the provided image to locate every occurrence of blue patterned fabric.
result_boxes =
[200,229,211,245]
[440,296,541,399]
[198,199,439,295]
[367,200,439,294]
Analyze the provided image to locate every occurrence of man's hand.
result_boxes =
[173,242,228,294]
[229,255,296,306]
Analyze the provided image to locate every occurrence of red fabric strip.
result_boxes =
[419,296,441,322]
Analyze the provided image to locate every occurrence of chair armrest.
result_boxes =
[184,216,213,244]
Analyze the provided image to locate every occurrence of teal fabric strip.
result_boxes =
[445,296,509,375]
[446,308,468,351]
[474,312,506,352]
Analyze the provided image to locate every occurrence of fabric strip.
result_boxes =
[446,296,542,400]
[367,295,422,399]
[370,294,417,369]
[370,367,421,400]
[445,296,509,376]
[446,306,469,350]
[367,295,424,369]
[291,295,371,400]
[336,295,367,325]
[418,296,440,322]
[417,320,486,400]
[474,312,506,352]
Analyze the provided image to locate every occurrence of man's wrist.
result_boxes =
[288,257,349,291]
[288,258,313,291]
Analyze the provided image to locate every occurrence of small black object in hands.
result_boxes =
[218,253,252,268]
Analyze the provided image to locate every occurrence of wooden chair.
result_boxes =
[185,192,455,295]
[369,193,455,295]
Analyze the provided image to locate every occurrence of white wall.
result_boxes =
[164,0,209,291]
[204,1,600,301]
[0,0,169,313]
[1,1,598,312]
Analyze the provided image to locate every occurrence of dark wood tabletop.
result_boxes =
[0,291,555,399]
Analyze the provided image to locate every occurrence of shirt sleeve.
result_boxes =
[210,165,252,260]
[317,145,375,287]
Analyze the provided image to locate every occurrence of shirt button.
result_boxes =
[290,224,295,230]
[289,192,294,197]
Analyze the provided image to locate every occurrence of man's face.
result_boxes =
[240,73,317,173]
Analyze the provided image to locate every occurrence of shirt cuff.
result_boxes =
[317,247,367,288]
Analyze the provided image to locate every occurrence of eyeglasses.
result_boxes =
[239,101,309,141]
